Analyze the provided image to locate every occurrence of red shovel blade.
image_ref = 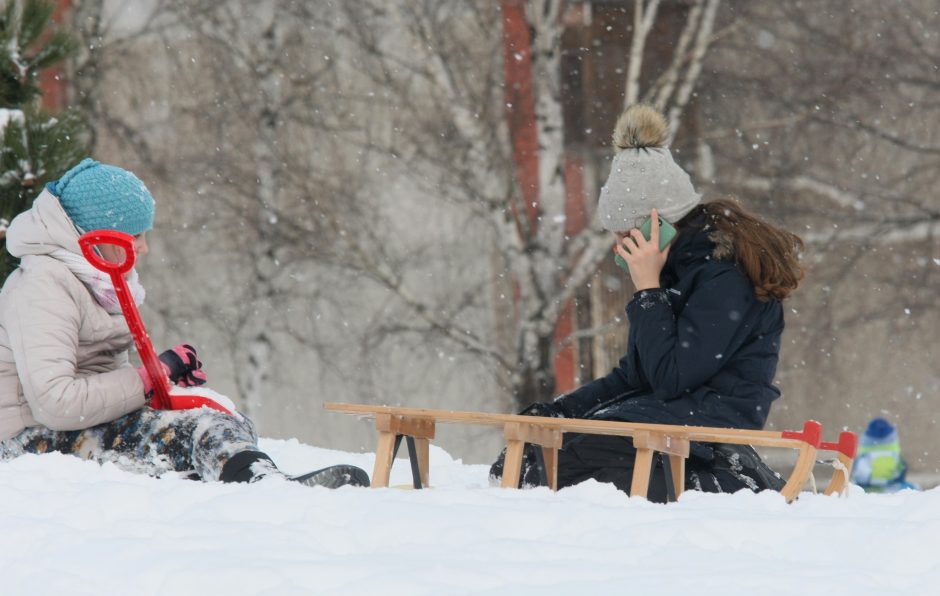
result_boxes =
[166,393,233,416]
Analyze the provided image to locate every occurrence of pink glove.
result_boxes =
[137,344,207,398]
[159,344,207,387]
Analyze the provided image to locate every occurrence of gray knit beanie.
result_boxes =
[597,104,701,232]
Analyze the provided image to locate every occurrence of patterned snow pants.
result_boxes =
[0,407,266,481]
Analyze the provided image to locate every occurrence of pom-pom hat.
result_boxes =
[597,104,701,231]
[48,158,155,236]
[861,417,899,447]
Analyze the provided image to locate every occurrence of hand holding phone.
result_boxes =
[615,213,677,270]
[640,215,677,251]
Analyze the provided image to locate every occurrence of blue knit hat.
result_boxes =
[48,158,155,235]
[861,417,899,447]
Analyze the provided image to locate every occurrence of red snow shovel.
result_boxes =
[78,230,232,415]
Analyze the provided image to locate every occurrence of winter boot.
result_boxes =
[711,443,786,492]
[219,450,280,483]
[687,443,786,493]
[290,465,370,488]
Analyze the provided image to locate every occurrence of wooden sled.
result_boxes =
[324,403,858,503]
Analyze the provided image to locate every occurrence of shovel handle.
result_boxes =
[78,230,170,409]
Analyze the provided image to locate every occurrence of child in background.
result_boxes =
[851,417,920,493]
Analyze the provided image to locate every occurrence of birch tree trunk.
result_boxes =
[236,15,283,419]
[514,0,568,404]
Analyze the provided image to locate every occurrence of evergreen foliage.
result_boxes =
[0,0,88,281]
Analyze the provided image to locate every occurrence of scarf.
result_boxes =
[34,249,147,315]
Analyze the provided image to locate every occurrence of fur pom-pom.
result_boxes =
[612,104,668,150]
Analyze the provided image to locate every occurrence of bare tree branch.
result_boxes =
[666,0,720,143]
[624,0,661,108]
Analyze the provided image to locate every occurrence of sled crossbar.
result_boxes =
[324,403,857,503]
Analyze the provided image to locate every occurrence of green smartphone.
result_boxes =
[640,215,678,250]
[614,216,678,270]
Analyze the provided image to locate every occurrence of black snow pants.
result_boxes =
[0,407,274,482]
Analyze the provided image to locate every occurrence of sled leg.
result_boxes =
[669,454,686,498]
[823,452,854,496]
[414,437,430,488]
[631,447,654,499]
[501,439,525,488]
[372,431,396,488]
[632,431,690,500]
[501,422,563,489]
[780,443,818,503]
[529,444,559,490]
[542,446,558,491]
[372,414,436,489]
[822,431,858,496]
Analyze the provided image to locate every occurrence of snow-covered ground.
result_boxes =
[1,438,937,596]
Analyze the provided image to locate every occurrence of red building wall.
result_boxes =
[38,0,72,111]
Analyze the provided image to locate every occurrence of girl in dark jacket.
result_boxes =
[493,105,805,499]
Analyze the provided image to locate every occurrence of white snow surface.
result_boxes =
[1,438,937,596]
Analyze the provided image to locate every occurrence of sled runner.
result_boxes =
[325,403,857,503]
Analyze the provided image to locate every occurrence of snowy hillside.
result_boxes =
[1,438,937,596]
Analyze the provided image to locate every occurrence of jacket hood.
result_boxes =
[5,189,83,258]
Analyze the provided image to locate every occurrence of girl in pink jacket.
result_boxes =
[0,159,367,488]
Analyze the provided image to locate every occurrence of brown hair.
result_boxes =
[677,198,805,301]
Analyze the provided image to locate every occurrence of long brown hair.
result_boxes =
[677,199,805,301]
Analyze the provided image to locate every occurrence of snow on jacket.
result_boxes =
[0,189,146,441]
[559,211,784,430]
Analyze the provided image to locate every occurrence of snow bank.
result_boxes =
[1,438,937,595]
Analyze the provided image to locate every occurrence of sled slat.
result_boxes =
[375,413,436,440]
[633,430,690,458]
[326,403,808,446]
[503,422,563,450]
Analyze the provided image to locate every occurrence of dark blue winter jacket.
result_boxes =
[559,212,784,430]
